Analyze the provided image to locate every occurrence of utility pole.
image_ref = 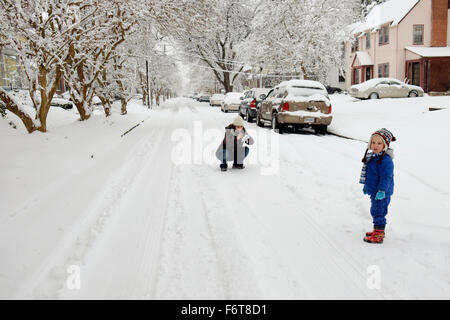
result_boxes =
[146,60,150,109]
[259,60,264,88]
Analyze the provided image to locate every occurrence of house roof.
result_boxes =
[405,46,450,57]
[350,0,419,35]
[354,51,373,66]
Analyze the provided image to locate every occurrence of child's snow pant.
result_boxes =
[370,195,391,227]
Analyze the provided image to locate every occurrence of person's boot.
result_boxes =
[365,226,386,237]
[220,163,228,172]
[363,229,385,243]
[232,163,245,169]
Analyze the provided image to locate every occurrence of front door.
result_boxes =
[408,62,421,87]
[411,62,420,86]
[365,67,371,81]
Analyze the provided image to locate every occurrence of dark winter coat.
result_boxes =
[364,149,394,197]
[215,124,254,162]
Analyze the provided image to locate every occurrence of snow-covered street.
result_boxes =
[1,95,449,299]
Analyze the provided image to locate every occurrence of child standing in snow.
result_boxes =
[360,128,396,244]
[216,115,254,171]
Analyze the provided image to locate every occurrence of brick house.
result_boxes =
[345,0,450,93]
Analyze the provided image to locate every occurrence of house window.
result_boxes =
[351,36,359,52]
[379,25,389,45]
[354,69,360,84]
[366,33,371,49]
[413,25,424,45]
[378,63,389,77]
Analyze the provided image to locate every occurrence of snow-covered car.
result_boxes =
[50,94,73,110]
[221,92,244,112]
[209,93,225,107]
[198,93,211,102]
[350,78,424,99]
[256,79,332,134]
[326,86,343,94]
[61,91,72,100]
[239,88,271,123]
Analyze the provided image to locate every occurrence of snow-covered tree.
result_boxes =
[63,0,139,120]
[240,0,360,83]
[0,0,93,132]
[165,0,254,93]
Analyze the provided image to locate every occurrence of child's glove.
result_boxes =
[242,134,250,144]
[363,185,368,195]
[375,191,386,200]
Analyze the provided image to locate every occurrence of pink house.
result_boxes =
[345,0,450,93]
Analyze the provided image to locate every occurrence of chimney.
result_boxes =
[431,0,448,46]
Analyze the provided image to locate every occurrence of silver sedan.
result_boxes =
[350,78,424,99]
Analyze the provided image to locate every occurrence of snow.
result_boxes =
[351,77,395,91]
[282,110,332,118]
[223,92,244,104]
[284,93,331,106]
[405,46,450,58]
[355,51,373,66]
[278,79,326,91]
[1,94,450,299]
[211,94,225,100]
[351,0,419,34]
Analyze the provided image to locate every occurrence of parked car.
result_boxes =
[198,93,211,102]
[239,88,271,123]
[192,93,199,100]
[326,86,343,94]
[210,93,225,106]
[221,92,244,112]
[350,78,424,99]
[256,79,332,134]
[50,94,73,109]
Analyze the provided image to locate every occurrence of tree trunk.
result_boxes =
[223,72,233,92]
[301,62,308,80]
[0,89,42,133]
[98,96,111,117]
[120,98,127,115]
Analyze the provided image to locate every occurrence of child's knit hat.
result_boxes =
[233,115,244,127]
[362,128,397,163]
[369,128,397,151]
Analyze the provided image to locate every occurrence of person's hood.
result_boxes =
[385,148,394,159]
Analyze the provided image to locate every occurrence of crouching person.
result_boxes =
[216,116,254,171]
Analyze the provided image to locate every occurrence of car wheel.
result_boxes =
[246,110,253,123]
[256,112,263,127]
[272,114,283,134]
[369,92,379,99]
[408,91,418,98]
[314,125,327,135]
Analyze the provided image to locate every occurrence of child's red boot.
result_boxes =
[363,229,385,243]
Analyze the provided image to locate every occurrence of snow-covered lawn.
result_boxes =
[0,94,449,299]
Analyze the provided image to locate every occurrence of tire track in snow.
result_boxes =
[154,104,233,299]
[12,116,168,299]
[193,104,385,298]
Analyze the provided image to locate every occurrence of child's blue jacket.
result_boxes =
[364,150,394,196]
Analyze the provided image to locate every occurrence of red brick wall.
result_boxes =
[427,58,450,92]
[431,0,448,46]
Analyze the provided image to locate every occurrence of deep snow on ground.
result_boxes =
[0,94,449,299]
